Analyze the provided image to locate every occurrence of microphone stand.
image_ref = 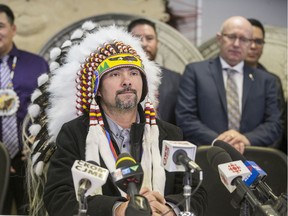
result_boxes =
[272,193,287,216]
[231,177,279,216]
[125,182,152,216]
[75,186,90,216]
[76,193,89,216]
[180,171,195,216]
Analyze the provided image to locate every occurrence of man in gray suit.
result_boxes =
[176,16,282,154]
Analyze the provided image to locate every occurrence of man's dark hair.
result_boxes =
[0,4,15,25]
[127,18,157,35]
[247,18,265,38]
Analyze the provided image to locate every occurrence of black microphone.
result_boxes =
[111,153,151,216]
[207,146,233,171]
[173,149,202,171]
[213,140,278,202]
[207,146,279,216]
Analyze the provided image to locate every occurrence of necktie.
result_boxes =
[1,55,19,158]
[226,68,241,130]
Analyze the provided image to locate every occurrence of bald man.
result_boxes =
[176,16,282,154]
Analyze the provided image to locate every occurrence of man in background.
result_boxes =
[128,18,181,125]
[176,16,282,153]
[245,18,286,153]
[0,4,49,214]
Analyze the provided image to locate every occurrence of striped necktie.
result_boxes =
[1,55,19,158]
[225,68,241,130]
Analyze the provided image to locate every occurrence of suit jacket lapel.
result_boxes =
[210,57,228,113]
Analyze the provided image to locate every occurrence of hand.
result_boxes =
[217,130,250,154]
[140,187,176,216]
[115,201,129,216]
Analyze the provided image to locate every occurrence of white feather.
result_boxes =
[70,29,83,40]
[28,104,40,118]
[49,61,60,71]
[50,47,61,61]
[37,73,49,86]
[31,89,42,103]
[82,21,97,31]
[29,124,41,136]
[34,161,44,176]
[61,40,72,49]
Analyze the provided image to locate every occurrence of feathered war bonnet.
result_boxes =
[45,24,165,195]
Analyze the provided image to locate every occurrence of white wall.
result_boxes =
[201,0,287,43]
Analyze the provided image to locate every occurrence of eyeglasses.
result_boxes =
[221,33,252,44]
[251,39,265,46]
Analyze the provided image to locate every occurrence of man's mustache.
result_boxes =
[116,87,137,95]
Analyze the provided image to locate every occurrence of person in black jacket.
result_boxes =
[245,18,286,153]
[128,18,181,125]
[42,25,207,216]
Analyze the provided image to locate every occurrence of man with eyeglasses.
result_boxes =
[245,18,286,154]
[176,16,282,154]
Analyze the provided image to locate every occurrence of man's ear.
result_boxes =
[216,33,223,46]
[96,90,102,97]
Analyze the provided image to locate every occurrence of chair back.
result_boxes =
[0,142,10,214]
[195,146,240,216]
[195,145,288,216]
[244,146,287,196]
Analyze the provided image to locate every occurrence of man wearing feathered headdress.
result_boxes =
[37,24,207,216]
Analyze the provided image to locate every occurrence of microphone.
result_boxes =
[207,145,233,170]
[207,146,279,215]
[212,140,267,187]
[207,146,251,193]
[212,140,278,202]
[161,140,200,172]
[71,160,109,201]
[112,153,143,195]
[111,153,151,216]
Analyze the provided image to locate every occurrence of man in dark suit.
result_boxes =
[245,18,286,153]
[176,16,282,154]
[128,18,181,125]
